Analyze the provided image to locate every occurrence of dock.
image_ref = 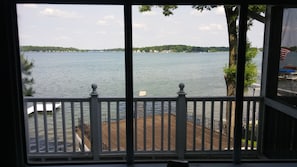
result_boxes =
[27,102,61,115]
[75,113,231,151]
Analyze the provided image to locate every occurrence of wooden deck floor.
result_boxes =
[76,113,231,151]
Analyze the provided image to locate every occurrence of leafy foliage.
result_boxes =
[223,42,258,89]
[193,5,219,12]
[139,5,178,16]
[20,53,35,96]
[139,5,264,93]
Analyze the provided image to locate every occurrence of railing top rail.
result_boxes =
[99,97,177,101]
[98,97,126,101]
[187,96,264,101]
[134,97,177,101]
[24,96,263,102]
[23,97,90,102]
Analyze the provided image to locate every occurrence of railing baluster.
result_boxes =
[152,101,155,151]
[227,100,232,150]
[168,100,171,151]
[245,100,251,150]
[193,101,197,151]
[80,102,85,152]
[43,101,49,152]
[61,102,67,152]
[116,101,120,151]
[219,100,223,151]
[108,102,111,151]
[161,100,164,151]
[210,101,214,150]
[71,102,76,152]
[134,100,138,151]
[251,100,257,150]
[202,100,205,151]
[23,101,30,154]
[33,102,39,152]
[53,102,58,152]
[144,101,147,151]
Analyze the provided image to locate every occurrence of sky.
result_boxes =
[16,4,265,50]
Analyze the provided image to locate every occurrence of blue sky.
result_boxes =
[16,4,265,50]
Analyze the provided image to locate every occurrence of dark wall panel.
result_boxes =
[263,106,297,158]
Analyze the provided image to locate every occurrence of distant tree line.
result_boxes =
[102,48,125,52]
[20,45,83,52]
[132,45,229,52]
[102,45,229,52]
[288,46,297,51]
[21,45,264,53]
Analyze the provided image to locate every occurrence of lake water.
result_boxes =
[23,51,263,98]
[24,51,264,152]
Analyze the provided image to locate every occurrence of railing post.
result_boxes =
[176,83,187,160]
[89,84,101,160]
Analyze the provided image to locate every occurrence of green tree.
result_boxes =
[223,41,258,92]
[20,53,35,96]
[139,5,265,137]
[140,5,264,95]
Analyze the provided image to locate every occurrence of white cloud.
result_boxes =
[198,24,224,31]
[96,20,108,26]
[54,27,65,31]
[214,6,225,15]
[96,15,117,26]
[54,36,71,41]
[133,23,147,29]
[141,10,157,16]
[103,15,115,20]
[190,9,204,16]
[96,31,107,35]
[18,34,32,43]
[21,4,38,8]
[115,20,124,27]
[40,8,82,19]
[17,4,263,48]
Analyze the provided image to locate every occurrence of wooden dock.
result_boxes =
[27,102,61,115]
[76,113,231,151]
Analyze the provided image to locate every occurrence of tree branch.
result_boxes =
[248,10,265,23]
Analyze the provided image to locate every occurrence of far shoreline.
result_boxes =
[20,45,248,53]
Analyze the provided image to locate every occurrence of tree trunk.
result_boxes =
[224,6,238,139]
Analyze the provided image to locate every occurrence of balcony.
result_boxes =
[24,84,263,164]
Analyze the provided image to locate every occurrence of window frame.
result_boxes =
[5,0,297,166]
[261,6,297,119]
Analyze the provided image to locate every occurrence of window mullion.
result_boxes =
[124,3,134,164]
[234,3,248,164]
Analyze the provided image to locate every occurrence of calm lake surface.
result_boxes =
[24,51,264,152]
[23,51,263,98]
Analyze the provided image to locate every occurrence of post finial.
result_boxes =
[90,84,98,96]
[177,83,186,95]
